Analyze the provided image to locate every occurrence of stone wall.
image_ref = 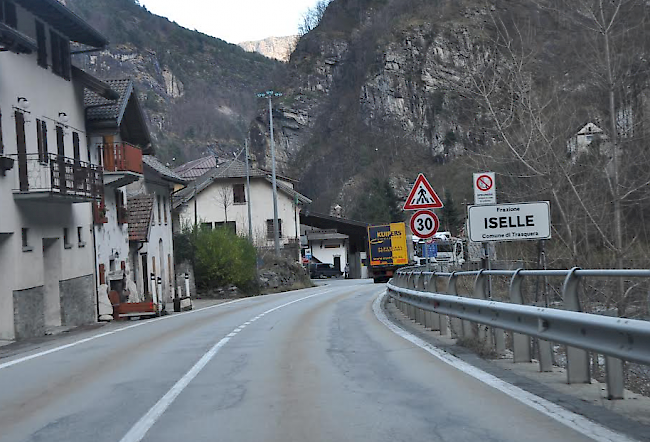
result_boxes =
[13,286,45,339]
[60,274,96,327]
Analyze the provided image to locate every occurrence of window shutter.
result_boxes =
[41,120,48,161]
[72,132,80,162]
[0,107,4,155]
[35,20,47,68]
[56,125,64,156]
[0,1,5,24]
[60,36,70,80]
[50,31,61,76]
[36,119,44,161]
[5,1,17,28]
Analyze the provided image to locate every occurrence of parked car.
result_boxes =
[309,263,343,279]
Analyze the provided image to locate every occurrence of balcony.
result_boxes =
[101,142,143,187]
[9,153,103,203]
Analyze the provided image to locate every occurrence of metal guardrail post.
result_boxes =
[509,269,532,363]
[473,270,489,344]
[447,272,464,338]
[602,309,624,399]
[563,268,591,384]
[425,274,442,332]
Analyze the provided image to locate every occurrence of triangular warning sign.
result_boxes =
[403,173,444,210]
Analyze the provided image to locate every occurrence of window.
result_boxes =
[50,31,71,80]
[266,219,282,239]
[233,183,246,204]
[77,226,84,247]
[36,119,48,162]
[109,259,116,273]
[21,228,32,252]
[0,1,17,29]
[201,222,213,230]
[56,125,64,157]
[157,195,162,225]
[35,20,47,68]
[63,227,72,249]
[72,132,80,163]
[215,221,236,233]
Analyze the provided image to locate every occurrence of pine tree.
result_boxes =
[440,189,461,235]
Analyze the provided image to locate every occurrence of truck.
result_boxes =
[367,222,410,283]
[412,232,466,270]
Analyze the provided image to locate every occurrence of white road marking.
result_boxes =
[372,291,638,442]
[0,285,329,371]
[119,290,332,442]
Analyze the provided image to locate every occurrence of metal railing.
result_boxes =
[386,267,650,400]
[8,153,103,200]
[100,142,143,174]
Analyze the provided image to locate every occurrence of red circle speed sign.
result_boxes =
[410,210,439,239]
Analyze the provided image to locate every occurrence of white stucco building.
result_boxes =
[0,0,116,340]
[173,159,311,255]
[85,78,153,306]
[126,156,186,305]
[302,227,349,273]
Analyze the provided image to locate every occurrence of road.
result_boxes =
[0,280,604,442]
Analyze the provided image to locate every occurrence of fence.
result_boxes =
[386,267,650,400]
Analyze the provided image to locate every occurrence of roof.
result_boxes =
[174,156,218,180]
[72,67,119,100]
[85,79,132,123]
[306,232,349,241]
[173,158,311,208]
[14,0,108,48]
[85,79,153,149]
[143,156,187,184]
[0,22,37,54]
[128,194,154,241]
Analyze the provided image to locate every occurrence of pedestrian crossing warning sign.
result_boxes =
[403,173,444,210]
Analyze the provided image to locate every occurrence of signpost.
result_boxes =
[473,172,496,205]
[410,210,439,239]
[404,173,444,210]
[467,202,551,243]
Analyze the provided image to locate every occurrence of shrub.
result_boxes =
[174,224,257,291]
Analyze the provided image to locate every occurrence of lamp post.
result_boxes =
[257,90,282,256]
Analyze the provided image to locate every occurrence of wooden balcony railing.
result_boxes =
[93,201,108,225]
[101,142,143,174]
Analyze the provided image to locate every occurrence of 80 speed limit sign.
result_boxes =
[410,210,439,239]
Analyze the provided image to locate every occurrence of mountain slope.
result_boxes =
[238,36,298,62]
[67,0,284,164]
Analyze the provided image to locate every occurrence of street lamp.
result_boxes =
[257,90,282,256]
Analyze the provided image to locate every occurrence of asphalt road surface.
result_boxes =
[0,280,606,442]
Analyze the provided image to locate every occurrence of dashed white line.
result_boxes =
[119,289,332,442]
[372,291,638,442]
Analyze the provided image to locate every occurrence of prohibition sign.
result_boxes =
[410,210,439,239]
[476,174,493,192]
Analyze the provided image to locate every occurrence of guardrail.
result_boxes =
[386,268,650,400]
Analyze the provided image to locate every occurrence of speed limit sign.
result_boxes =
[410,210,439,239]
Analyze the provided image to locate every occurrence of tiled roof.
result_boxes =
[85,79,132,123]
[143,156,186,184]
[174,156,218,180]
[172,158,311,208]
[128,195,154,241]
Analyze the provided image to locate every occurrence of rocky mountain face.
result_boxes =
[66,0,284,164]
[238,36,298,62]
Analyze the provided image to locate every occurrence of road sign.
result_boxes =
[410,210,439,239]
[467,202,551,242]
[473,172,496,205]
[404,173,443,210]
[427,241,438,258]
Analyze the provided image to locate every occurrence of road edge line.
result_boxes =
[372,290,639,442]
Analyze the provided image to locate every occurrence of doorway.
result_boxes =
[0,234,14,340]
[334,256,341,272]
[14,111,28,191]
[43,237,62,328]
[141,253,149,297]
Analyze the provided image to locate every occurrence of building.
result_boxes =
[126,156,186,305]
[172,158,311,256]
[568,122,606,156]
[302,227,349,273]
[85,78,152,311]
[0,0,112,340]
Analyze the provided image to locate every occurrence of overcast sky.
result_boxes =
[138,0,322,43]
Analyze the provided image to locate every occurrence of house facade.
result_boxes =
[0,0,112,340]
[126,156,185,306]
[85,78,152,311]
[173,159,311,255]
[302,227,349,273]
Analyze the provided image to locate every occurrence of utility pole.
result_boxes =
[257,90,282,256]
[245,138,253,241]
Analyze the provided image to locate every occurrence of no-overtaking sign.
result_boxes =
[467,202,551,242]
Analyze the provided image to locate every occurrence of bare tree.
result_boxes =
[216,184,233,223]
[298,0,331,36]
